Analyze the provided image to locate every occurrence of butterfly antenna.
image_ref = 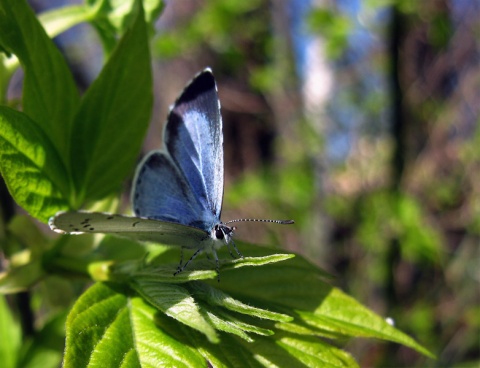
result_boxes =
[224,218,294,225]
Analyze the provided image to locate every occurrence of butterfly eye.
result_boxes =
[215,227,224,240]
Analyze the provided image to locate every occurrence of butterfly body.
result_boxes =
[49,68,292,275]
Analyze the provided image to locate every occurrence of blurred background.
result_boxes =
[13,0,480,366]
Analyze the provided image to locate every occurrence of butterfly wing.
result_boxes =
[49,211,208,248]
[132,151,212,230]
[166,69,224,221]
[132,69,223,232]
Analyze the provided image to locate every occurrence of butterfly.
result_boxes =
[49,68,294,276]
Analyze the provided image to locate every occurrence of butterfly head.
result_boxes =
[213,223,236,243]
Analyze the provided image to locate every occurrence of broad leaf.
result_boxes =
[70,1,153,205]
[214,244,435,358]
[0,108,70,221]
[65,281,359,367]
[129,253,294,343]
[64,243,433,366]
[64,282,205,367]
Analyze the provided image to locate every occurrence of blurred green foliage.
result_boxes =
[172,1,478,366]
[306,8,351,58]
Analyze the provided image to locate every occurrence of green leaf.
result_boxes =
[65,282,358,367]
[131,266,218,283]
[182,328,358,368]
[0,107,70,222]
[65,243,433,366]
[294,290,435,358]
[64,282,205,367]
[131,278,219,343]
[128,253,295,284]
[249,333,359,367]
[199,307,260,342]
[0,0,80,158]
[70,2,153,205]
[214,244,435,359]
[0,295,21,368]
[1,4,98,79]
[188,281,292,322]
[125,254,294,344]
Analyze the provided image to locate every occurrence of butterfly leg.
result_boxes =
[173,247,203,276]
[211,248,220,282]
[229,238,244,258]
[175,247,185,274]
[223,237,243,259]
[224,240,236,258]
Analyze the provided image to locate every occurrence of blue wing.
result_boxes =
[166,69,223,220]
[132,69,223,232]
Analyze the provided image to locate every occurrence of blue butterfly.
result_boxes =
[49,68,293,276]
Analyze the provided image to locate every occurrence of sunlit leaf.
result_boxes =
[0,108,69,221]
[64,282,205,367]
